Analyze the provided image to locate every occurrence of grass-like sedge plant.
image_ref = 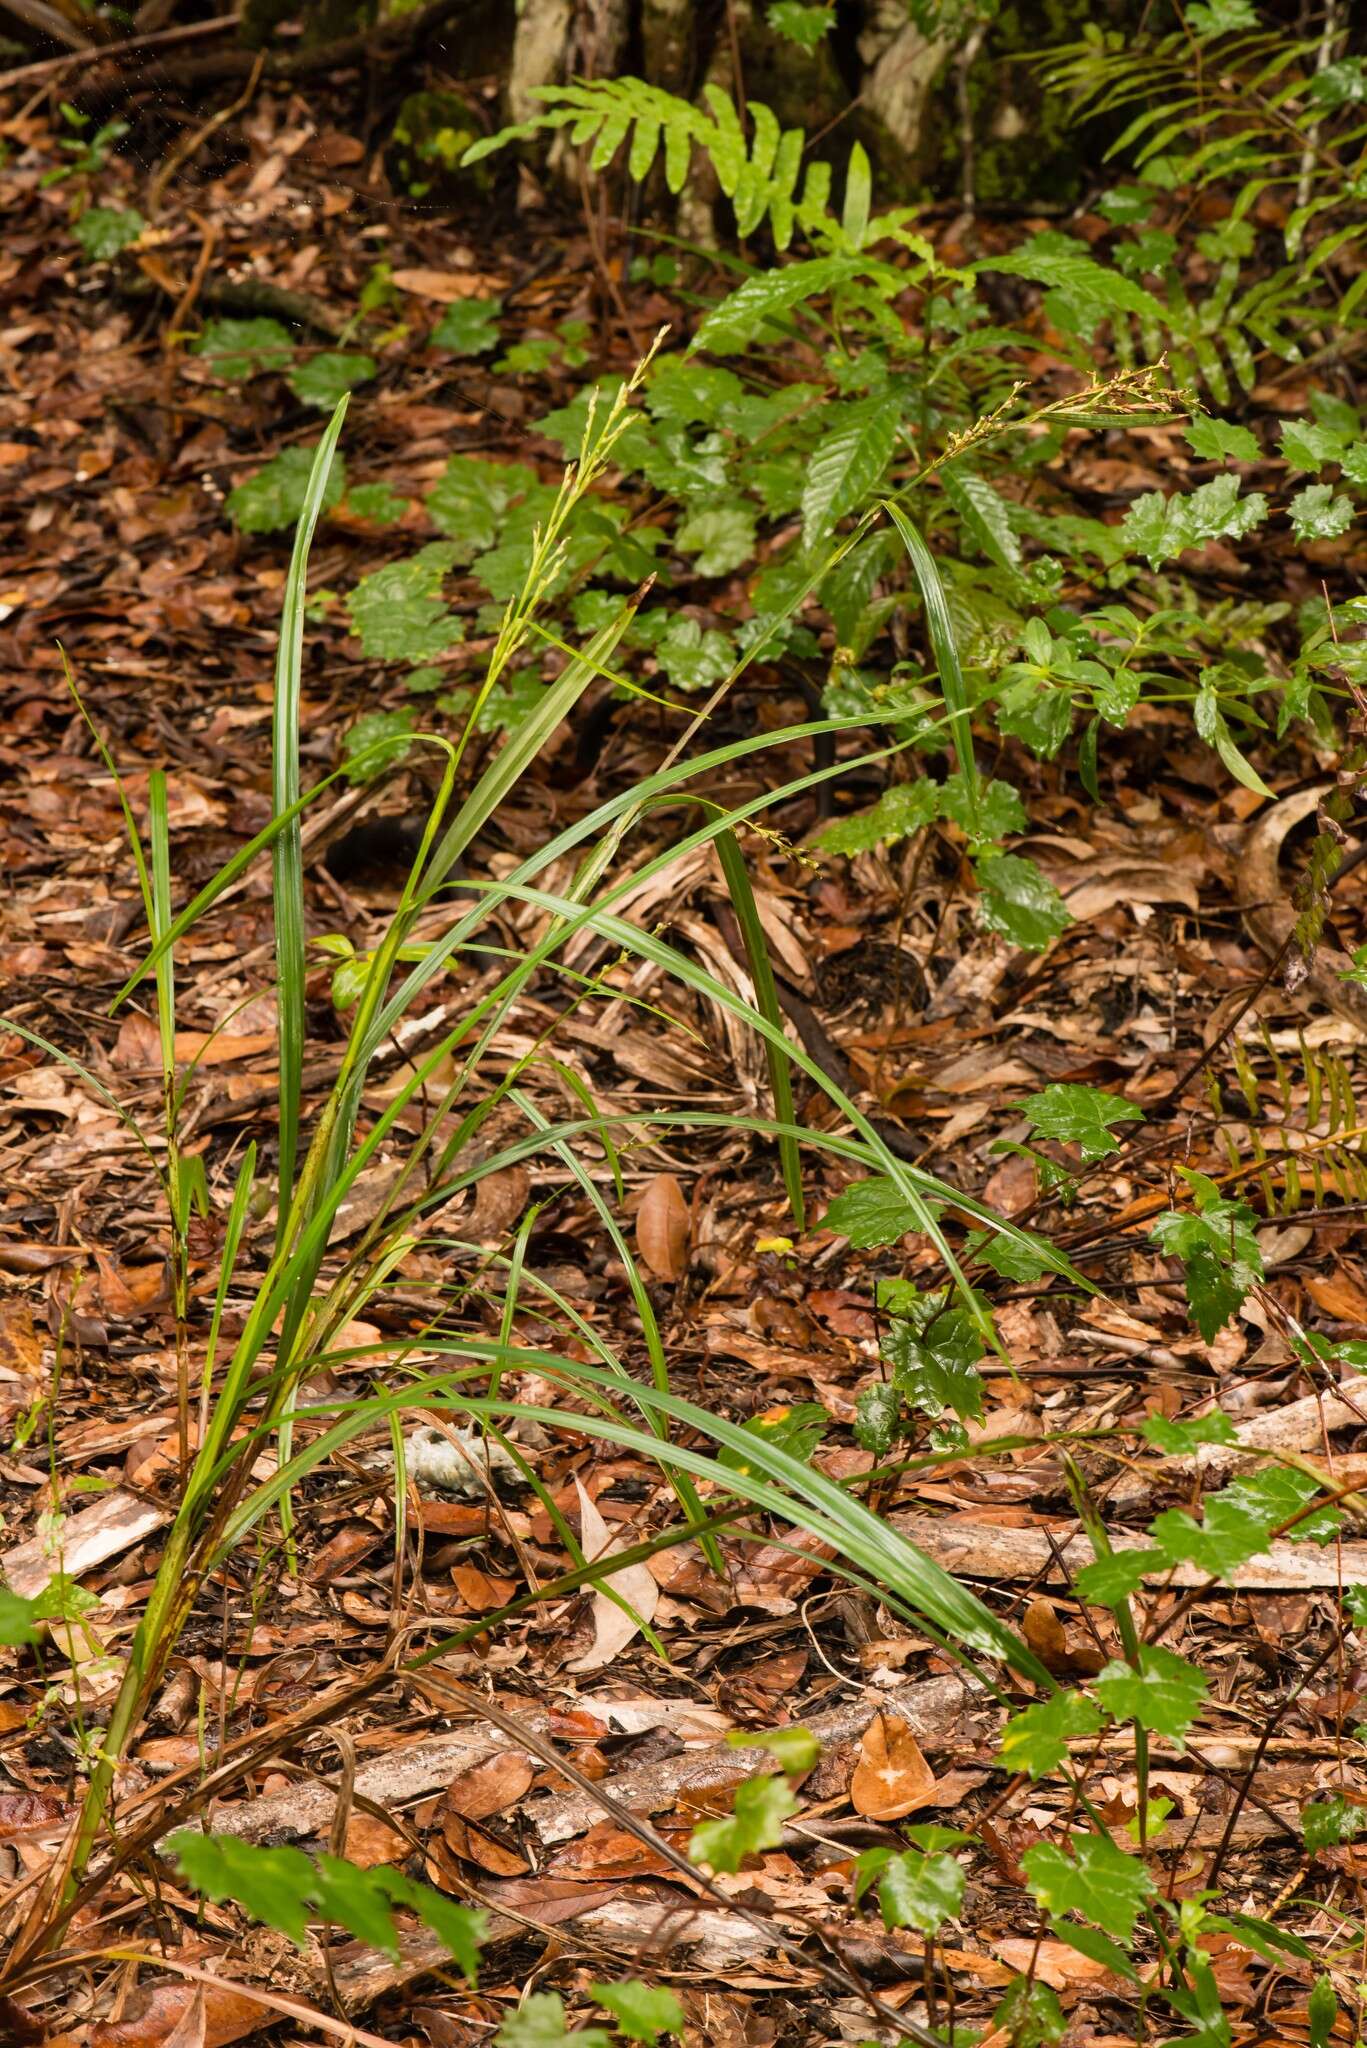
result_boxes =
[3,376,1087,1975]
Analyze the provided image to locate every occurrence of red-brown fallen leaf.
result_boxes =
[850,1712,938,1819]
[0,1297,42,1377]
[94,1247,170,1319]
[449,1563,518,1611]
[343,1811,411,1868]
[635,1172,690,1281]
[433,1811,529,1876]
[1022,1595,1104,1677]
[88,1982,267,2047]
[995,1937,1119,1991]
[465,1164,531,1242]
[717,1648,807,1718]
[438,1748,535,1823]
[1305,1268,1367,1324]
[545,1820,677,1881]
[390,267,507,301]
[172,1030,277,1067]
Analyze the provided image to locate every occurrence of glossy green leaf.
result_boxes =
[289,351,376,409]
[999,1690,1104,1779]
[1095,1644,1207,1748]
[975,854,1071,951]
[994,1975,1067,2048]
[432,297,503,355]
[689,1773,797,1873]
[1021,1831,1156,1942]
[1014,1083,1143,1162]
[590,1982,685,2042]
[227,444,347,535]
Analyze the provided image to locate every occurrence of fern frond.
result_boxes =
[463,78,825,251]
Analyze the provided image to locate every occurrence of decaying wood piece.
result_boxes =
[526,1673,978,1846]
[331,1886,776,2009]
[165,1674,976,1855]
[894,1514,1367,1591]
[1185,1374,1367,1478]
[1107,1373,1367,1509]
[1,1488,170,1598]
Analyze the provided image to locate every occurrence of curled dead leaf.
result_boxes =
[567,1477,659,1673]
[635,1172,689,1282]
[849,1712,937,1819]
[439,1749,536,1823]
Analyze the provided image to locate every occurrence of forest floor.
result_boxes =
[3,61,1367,2048]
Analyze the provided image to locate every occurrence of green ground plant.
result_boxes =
[8,4,1367,2036]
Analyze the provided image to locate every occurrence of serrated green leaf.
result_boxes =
[1151,1466,1339,1582]
[877,1849,965,1935]
[689,1773,797,1873]
[994,674,1073,759]
[195,316,295,380]
[1021,1831,1156,1941]
[590,1980,685,2042]
[982,231,1166,327]
[1150,1190,1263,1341]
[342,709,415,784]
[1095,1645,1207,1748]
[1303,1793,1367,1852]
[995,1975,1067,2048]
[1289,484,1353,542]
[813,779,940,857]
[975,855,1071,951]
[999,1691,1105,1779]
[169,1832,314,1947]
[0,1589,41,1647]
[1185,417,1259,462]
[427,455,536,558]
[654,616,733,691]
[288,351,376,409]
[1120,474,1269,569]
[346,481,408,526]
[884,1307,984,1424]
[942,774,1026,842]
[495,1992,611,2048]
[1279,419,1347,473]
[1073,1549,1162,1606]
[346,543,463,661]
[727,1726,822,1774]
[766,1,834,52]
[1014,1083,1144,1162]
[432,296,502,355]
[73,205,144,260]
[692,256,853,354]
[674,503,757,577]
[1141,1411,1238,1454]
[942,467,1022,573]
[966,1225,1056,1284]
[822,1176,921,1248]
[227,444,347,535]
[854,1381,901,1457]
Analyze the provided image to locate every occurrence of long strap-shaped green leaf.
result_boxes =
[715,825,804,1230]
[882,498,981,836]
[272,399,349,1249]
